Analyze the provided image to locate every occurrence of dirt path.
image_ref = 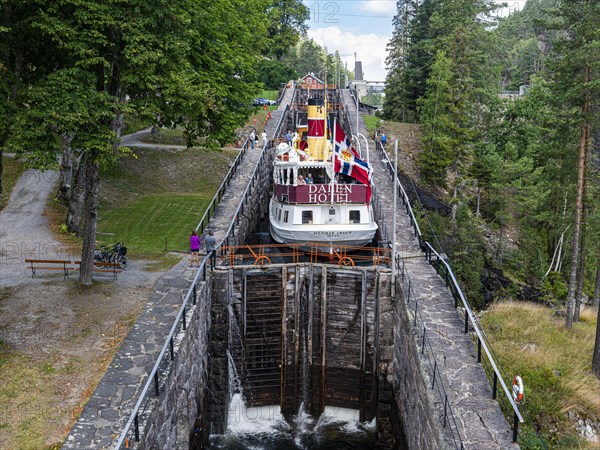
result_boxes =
[0,167,173,448]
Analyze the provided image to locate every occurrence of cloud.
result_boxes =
[356,0,396,17]
[308,26,390,81]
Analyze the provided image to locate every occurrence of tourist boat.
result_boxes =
[269,96,378,251]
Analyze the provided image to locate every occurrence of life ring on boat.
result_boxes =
[512,375,524,403]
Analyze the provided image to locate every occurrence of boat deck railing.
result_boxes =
[214,243,391,268]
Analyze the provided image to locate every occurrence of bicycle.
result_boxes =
[94,242,129,269]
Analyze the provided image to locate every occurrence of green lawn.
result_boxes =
[1,156,26,210]
[261,89,279,101]
[97,147,238,257]
[98,193,212,254]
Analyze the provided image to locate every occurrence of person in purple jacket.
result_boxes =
[189,230,201,267]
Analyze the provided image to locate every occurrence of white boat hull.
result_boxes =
[269,222,377,249]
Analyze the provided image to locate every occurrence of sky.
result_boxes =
[304,0,528,82]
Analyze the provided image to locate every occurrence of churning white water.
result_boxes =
[210,397,376,449]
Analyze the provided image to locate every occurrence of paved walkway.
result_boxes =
[341,89,516,448]
[64,88,293,448]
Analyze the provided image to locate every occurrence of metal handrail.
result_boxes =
[114,97,291,449]
[219,103,290,249]
[114,258,208,448]
[423,243,524,424]
[371,139,544,445]
[396,257,465,449]
[195,139,250,234]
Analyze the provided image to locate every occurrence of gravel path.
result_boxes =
[0,169,68,286]
[119,128,187,149]
[0,154,176,288]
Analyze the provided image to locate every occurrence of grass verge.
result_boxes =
[480,302,600,449]
[98,146,238,257]
[261,89,279,101]
[1,156,26,210]
[363,115,381,134]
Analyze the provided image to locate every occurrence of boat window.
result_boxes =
[284,210,289,223]
[350,210,360,223]
[302,210,313,224]
[278,208,282,221]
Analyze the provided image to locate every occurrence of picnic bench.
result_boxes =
[25,259,123,280]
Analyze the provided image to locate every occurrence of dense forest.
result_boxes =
[385,0,599,371]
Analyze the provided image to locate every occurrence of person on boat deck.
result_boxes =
[297,175,306,185]
[285,130,292,145]
[305,173,314,184]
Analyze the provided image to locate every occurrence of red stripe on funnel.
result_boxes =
[308,119,325,137]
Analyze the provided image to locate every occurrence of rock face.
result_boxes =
[537,33,552,54]
[568,411,600,444]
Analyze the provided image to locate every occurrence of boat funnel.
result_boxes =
[307,98,328,161]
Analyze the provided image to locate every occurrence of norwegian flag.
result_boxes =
[333,121,372,203]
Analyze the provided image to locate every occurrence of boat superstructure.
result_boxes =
[269,89,378,250]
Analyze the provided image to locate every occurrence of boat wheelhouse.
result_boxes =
[269,94,378,251]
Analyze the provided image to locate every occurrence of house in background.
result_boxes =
[299,73,325,89]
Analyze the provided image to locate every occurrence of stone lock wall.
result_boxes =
[388,277,443,450]
[224,147,275,249]
[138,279,212,449]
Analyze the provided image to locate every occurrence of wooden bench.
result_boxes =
[25,259,123,280]
[88,261,123,279]
[25,259,76,279]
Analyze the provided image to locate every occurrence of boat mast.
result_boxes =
[331,117,336,204]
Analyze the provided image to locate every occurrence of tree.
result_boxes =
[257,59,297,89]
[265,0,309,61]
[283,38,325,78]
[547,0,600,328]
[0,1,60,203]
[5,0,272,285]
[384,0,419,121]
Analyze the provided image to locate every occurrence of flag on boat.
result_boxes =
[333,121,372,203]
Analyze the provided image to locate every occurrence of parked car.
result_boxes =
[252,98,270,106]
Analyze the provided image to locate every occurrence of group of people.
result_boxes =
[189,230,217,267]
[249,130,269,150]
[297,173,314,185]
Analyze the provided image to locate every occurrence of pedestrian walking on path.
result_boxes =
[205,230,217,267]
[189,230,201,267]
[249,130,256,149]
[261,131,268,148]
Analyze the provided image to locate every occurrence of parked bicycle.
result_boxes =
[94,242,129,269]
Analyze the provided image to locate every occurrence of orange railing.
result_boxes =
[216,243,391,268]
